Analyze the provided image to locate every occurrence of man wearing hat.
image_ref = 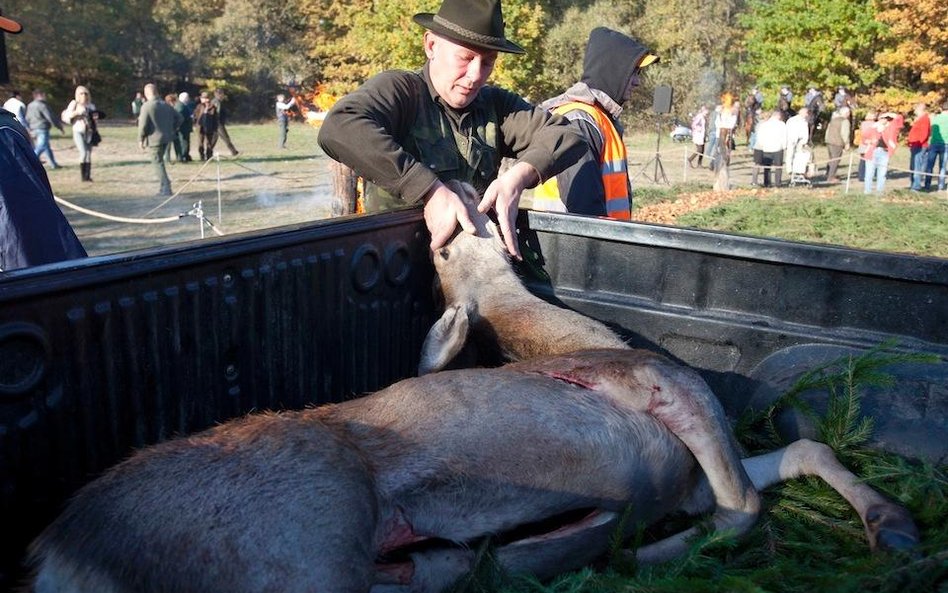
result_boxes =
[0,10,86,272]
[192,91,219,161]
[533,28,658,219]
[318,0,585,259]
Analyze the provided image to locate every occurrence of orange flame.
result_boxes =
[289,84,339,127]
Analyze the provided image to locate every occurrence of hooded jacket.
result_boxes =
[0,111,86,271]
[535,28,651,217]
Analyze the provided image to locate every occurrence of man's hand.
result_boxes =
[424,181,477,252]
[477,162,539,260]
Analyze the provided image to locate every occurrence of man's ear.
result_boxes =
[423,31,436,60]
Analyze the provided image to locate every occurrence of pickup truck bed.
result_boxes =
[1,208,945,585]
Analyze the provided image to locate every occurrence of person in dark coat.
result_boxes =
[318,0,584,260]
[138,83,183,197]
[174,92,194,162]
[0,11,86,271]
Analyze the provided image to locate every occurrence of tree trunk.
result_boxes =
[330,160,359,216]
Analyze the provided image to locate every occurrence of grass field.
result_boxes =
[46,120,334,255]
[41,122,948,259]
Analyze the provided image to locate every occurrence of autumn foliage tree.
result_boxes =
[874,0,948,90]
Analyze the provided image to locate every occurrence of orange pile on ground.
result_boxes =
[632,189,764,224]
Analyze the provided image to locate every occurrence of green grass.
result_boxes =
[46,121,335,256]
[677,192,948,258]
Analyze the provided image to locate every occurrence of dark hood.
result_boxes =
[580,27,651,106]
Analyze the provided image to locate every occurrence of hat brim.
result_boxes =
[638,54,659,68]
[413,13,525,54]
[0,15,23,34]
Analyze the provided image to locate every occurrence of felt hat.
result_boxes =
[0,13,22,34]
[413,0,524,54]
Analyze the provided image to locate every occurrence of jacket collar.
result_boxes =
[540,82,624,121]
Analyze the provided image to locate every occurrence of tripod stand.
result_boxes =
[633,116,669,184]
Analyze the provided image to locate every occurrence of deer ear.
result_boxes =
[418,304,471,375]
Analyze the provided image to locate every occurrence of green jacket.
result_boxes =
[931,111,948,146]
[318,63,584,205]
[139,98,183,146]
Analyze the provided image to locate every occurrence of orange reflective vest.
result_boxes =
[533,102,631,220]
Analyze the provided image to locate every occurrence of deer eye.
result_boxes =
[438,247,450,260]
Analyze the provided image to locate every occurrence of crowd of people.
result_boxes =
[0,83,245,196]
[686,87,947,193]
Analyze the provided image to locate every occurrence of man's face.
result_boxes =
[621,72,641,104]
[424,32,497,110]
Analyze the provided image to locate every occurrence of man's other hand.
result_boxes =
[477,162,539,260]
[424,181,477,252]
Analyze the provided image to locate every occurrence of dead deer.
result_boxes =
[28,183,918,593]
[28,349,917,593]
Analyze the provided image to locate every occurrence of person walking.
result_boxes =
[532,27,659,218]
[318,0,585,259]
[705,104,721,169]
[752,110,787,187]
[824,107,851,184]
[25,89,63,169]
[192,91,218,161]
[62,85,100,182]
[862,112,904,194]
[275,93,296,149]
[924,102,948,191]
[130,91,144,120]
[907,103,931,191]
[784,107,809,177]
[138,83,183,197]
[712,100,738,171]
[688,105,708,168]
[3,89,27,128]
[212,88,239,156]
[174,92,194,162]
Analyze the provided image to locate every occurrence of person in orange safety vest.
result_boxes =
[534,28,658,219]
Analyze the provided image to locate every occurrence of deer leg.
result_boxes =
[418,304,471,376]
[517,350,761,565]
[740,439,919,551]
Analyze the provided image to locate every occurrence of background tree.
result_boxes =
[739,0,886,104]
[874,0,948,90]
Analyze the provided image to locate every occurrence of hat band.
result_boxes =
[433,14,507,47]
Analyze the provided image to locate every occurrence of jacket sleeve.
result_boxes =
[552,114,607,216]
[490,87,585,184]
[317,70,439,203]
[138,105,151,140]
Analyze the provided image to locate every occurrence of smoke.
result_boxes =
[697,69,724,107]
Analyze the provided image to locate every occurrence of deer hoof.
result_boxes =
[865,503,920,552]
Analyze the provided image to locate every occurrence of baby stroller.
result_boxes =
[788,145,813,187]
[670,119,692,143]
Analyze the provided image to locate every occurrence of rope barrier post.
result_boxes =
[682,145,688,183]
[844,150,854,194]
[216,155,222,228]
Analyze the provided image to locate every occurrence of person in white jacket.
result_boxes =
[785,107,810,175]
[753,111,788,187]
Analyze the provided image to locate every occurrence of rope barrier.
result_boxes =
[54,196,183,224]
[140,156,216,217]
